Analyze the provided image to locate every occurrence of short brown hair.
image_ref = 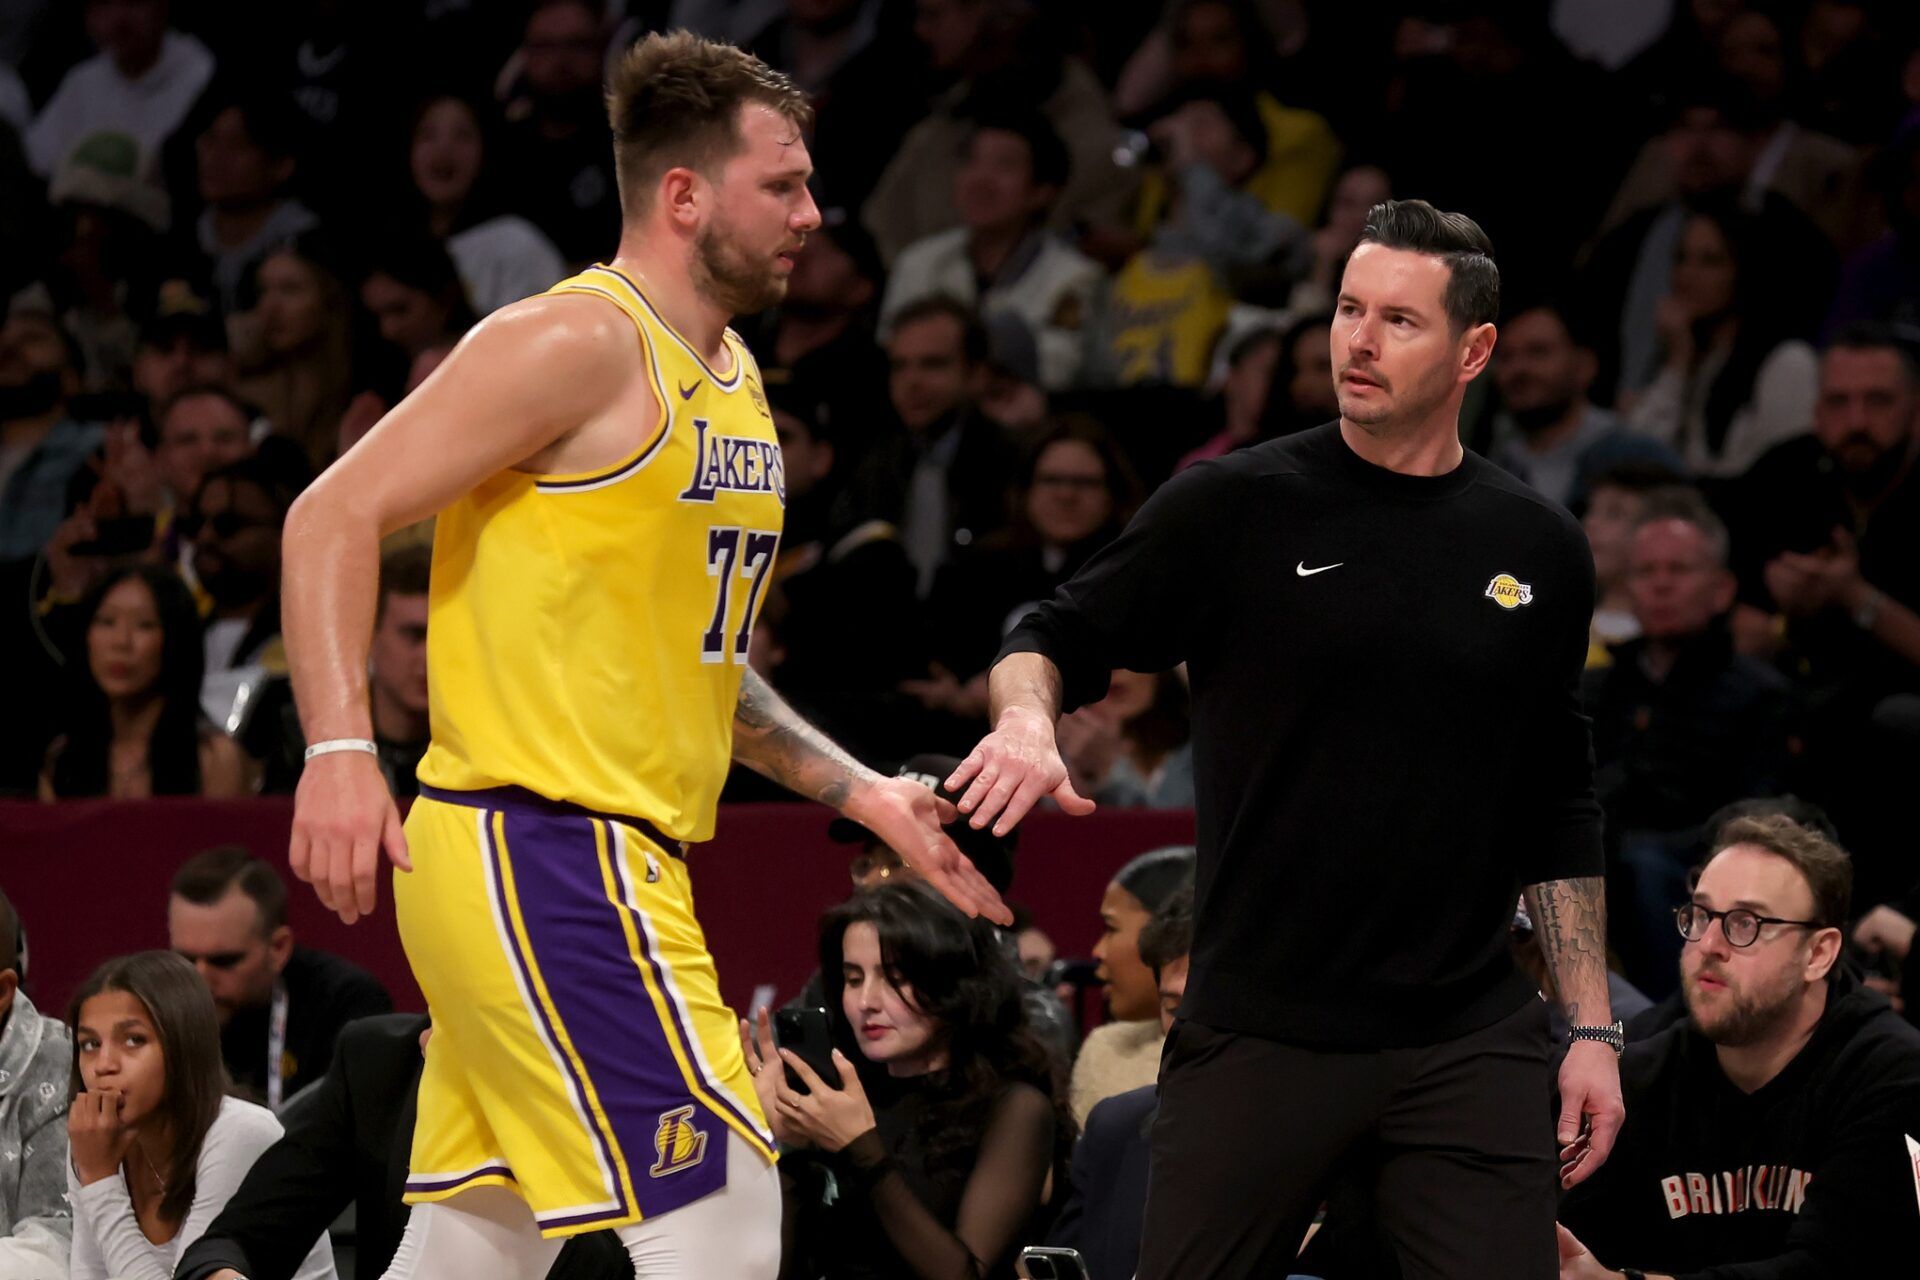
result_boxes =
[1708,814,1852,928]
[377,541,433,624]
[606,31,812,218]
[170,846,287,934]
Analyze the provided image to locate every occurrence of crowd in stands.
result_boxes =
[6,0,1920,1276]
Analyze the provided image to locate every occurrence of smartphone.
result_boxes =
[773,1006,841,1095]
[1015,1247,1092,1280]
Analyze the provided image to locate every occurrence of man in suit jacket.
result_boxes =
[175,1013,630,1280]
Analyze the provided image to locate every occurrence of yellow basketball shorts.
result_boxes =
[395,785,775,1237]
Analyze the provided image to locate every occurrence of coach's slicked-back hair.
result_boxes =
[606,31,813,218]
[1358,199,1500,333]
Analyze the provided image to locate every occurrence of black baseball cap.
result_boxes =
[828,753,1018,893]
[137,277,226,351]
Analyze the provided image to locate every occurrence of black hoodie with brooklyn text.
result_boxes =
[1560,967,1920,1278]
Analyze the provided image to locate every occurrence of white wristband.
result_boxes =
[304,738,379,762]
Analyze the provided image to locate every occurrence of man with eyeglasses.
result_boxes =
[168,846,392,1109]
[1557,813,1920,1279]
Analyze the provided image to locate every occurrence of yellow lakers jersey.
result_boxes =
[415,265,785,840]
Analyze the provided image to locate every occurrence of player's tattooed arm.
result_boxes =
[1524,876,1612,1026]
[732,668,876,810]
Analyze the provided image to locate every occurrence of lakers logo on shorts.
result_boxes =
[1484,574,1534,610]
[649,1105,709,1178]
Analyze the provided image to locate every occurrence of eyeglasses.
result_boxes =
[1673,903,1826,949]
[175,948,250,971]
[176,512,275,539]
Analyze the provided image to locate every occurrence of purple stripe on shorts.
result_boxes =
[483,812,635,1221]
[499,808,729,1216]
[603,840,772,1147]
[406,1164,515,1194]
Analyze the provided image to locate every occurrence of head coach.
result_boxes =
[949,199,1625,1279]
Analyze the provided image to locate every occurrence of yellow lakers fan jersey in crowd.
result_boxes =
[415,264,785,840]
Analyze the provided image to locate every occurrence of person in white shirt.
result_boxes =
[407,93,566,315]
[26,0,214,179]
[66,950,335,1280]
[880,112,1104,391]
[1624,201,1818,479]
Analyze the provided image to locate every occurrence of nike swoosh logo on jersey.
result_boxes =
[1296,561,1343,576]
[678,380,701,400]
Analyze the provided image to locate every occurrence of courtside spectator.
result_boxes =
[1047,887,1192,1280]
[822,753,1076,1066]
[0,888,72,1274]
[1069,845,1194,1126]
[1558,816,1920,1277]
[24,0,213,180]
[750,882,1071,1280]
[41,565,248,799]
[881,112,1103,390]
[66,951,336,1279]
[167,848,391,1107]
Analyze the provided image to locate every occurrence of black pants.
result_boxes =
[1136,998,1559,1280]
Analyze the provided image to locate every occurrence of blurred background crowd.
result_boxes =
[4,1,1920,1277]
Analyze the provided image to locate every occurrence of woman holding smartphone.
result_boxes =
[744,883,1072,1279]
[66,951,335,1280]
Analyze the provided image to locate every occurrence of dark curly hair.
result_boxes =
[817,884,1075,1177]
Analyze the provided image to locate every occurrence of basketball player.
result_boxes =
[278,33,1008,1279]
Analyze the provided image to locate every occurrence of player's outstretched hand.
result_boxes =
[948,706,1096,837]
[845,776,1013,925]
[290,750,412,925]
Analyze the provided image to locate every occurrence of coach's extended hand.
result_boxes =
[289,751,412,925]
[949,703,1097,838]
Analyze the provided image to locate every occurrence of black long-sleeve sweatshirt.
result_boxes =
[1001,423,1604,1048]
[1559,968,1920,1278]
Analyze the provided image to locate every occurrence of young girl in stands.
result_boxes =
[66,950,335,1280]
[41,564,247,800]
[746,882,1072,1279]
